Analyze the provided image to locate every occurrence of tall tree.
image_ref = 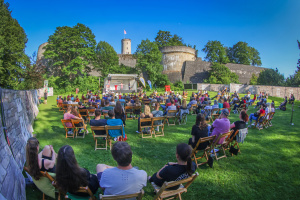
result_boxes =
[227,41,262,66]
[249,73,258,85]
[155,30,185,49]
[43,23,96,88]
[0,0,29,89]
[204,63,239,84]
[94,41,119,79]
[257,68,285,86]
[202,40,229,63]
[135,39,166,86]
[286,40,300,87]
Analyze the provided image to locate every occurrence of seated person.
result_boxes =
[188,113,209,150]
[125,97,133,106]
[86,102,94,109]
[249,105,265,126]
[223,98,230,109]
[64,106,82,135]
[114,101,125,125]
[101,100,114,113]
[67,97,73,104]
[56,145,99,196]
[95,96,101,104]
[96,142,147,195]
[149,143,197,189]
[75,96,80,102]
[230,110,248,139]
[107,110,125,138]
[109,98,116,106]
[165,99,177,115]
[187,97,197,109]
[90,109,107,135]
[58,97,63,104]
[137,105,153,133]
[233,97,246,110]
[212,100,219,110]
[288,94,295,104]
[278,96,288,110]
[26,137,57,178]
[70,95,75,101]
[210,109,230,144]
[71,107,84,134]
[152,102,164,131]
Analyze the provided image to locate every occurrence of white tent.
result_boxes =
[103,74,138,93]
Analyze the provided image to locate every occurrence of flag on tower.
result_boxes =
[124,30,127,34]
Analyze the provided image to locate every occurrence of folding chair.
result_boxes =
[152,117,166,137]
[65,186,96,200]
[166,110,177,126]
[211,131,232,160]
[211,108,220,122]
[254,113,266,130]
[179,112,188,125]
[152,172,199,200]
[58,103,63,111]
[24,167,60,200]
[125,106,134,120]
[134,106,142,119]
[106,125,124,150]
[265,112,275,128]
[190,104,197,115]
[91,126,108,150]
[71,119,87,138]
[79,109,89,123]
[83,100,89,104]
[222,130,239,153]
[62,104,68,113]
[99,189,144,200]
[88,109,95,120]
[203,109,212,123]
[61,119,75,138]
[231,128,248,155]
[140,118,153,138]
[191,135,216,166]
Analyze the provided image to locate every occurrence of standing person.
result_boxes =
[148,143,197,188]
[96,142,147,196]
[120,82,123,90]
[56,145,99,196]
[210,109,230,144]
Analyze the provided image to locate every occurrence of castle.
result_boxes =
[37,38,265,84]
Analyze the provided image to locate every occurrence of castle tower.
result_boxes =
[121,39,131,54]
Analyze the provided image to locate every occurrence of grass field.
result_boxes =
[26,93,300,200]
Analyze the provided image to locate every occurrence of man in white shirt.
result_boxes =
[96,142,147,196]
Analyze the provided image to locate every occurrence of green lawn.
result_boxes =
[26,93,300,200]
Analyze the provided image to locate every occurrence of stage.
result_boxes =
[103,74,138,94]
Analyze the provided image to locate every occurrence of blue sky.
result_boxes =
[6,0,300,77]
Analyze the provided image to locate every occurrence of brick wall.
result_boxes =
[0,88,41,200]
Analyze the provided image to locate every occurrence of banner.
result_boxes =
[47,87,53,96]
[139,77,146,88]
[147,80,152,90]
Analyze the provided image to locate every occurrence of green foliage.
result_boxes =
[18,64,46,90]
[135,39,166,86]
[202,40,229,63]
[0,0,29,89]
[204,63,239,84]
[257,68,285,86]
[227,41,262,66]
[154,30,185,49]
[173,80,184,90]
[285,40,300,87]
[43,23,96,88]
[94,41,119,82]
[249,73,258,85]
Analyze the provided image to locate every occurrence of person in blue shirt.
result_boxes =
[107,110,125,138]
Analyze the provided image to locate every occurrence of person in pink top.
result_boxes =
[210,109,230,144]
[64,106,81,135]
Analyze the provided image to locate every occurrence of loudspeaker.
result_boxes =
[135,78,139,81]
[108,77,111,81]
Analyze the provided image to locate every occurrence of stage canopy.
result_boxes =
[103,74,138,93]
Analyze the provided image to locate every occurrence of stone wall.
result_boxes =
[0,88,41,200]
[118,54,136,68]
[197,83,300,99]
[183,60,265,84]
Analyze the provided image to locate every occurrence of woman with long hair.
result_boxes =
[64,106,82,135]
[137,105,153,133]
[188,113,209,150]
[114,101,125,125]
[230,110,248,139]
[26,137,57,180]
[148,143,196,189]
[56,145,99,196]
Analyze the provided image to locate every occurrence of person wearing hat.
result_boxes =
[210,108,230,144]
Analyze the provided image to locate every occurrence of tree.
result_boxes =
[43,23,96,89]
[249,73,258,85]
[204,63,239,84]
[154,30,185,49]
[0,0,29,89]
[257,68,285,86]
[202,40,229,63]
[286,40,300,87]
[135,39,166,86]
[227,41,262,66]
[94,41,119,82]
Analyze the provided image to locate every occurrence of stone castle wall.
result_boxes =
[197,83,300,100]
[118,54,136,68]
[0,88,41,200]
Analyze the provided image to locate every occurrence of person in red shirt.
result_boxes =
[249,105,265,126]
[223,99,230,109]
